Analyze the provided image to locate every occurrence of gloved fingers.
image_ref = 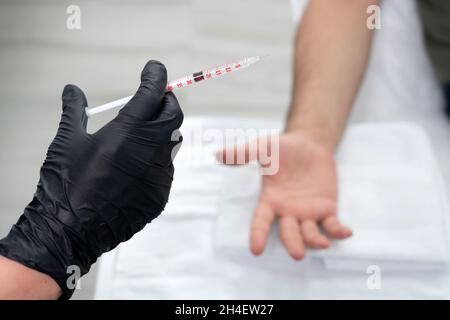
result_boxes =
[168,129,183,162]
[151,132,183,169]
[132,92,183,149]
[61,84,88,133]
[153,92,184,128]
[120,60,168,121]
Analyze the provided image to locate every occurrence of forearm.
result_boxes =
[0,256,61,299]
[286,0,379,151]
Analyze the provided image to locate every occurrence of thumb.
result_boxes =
[120,60,168,121]
[216,135,277,168]
[60,84,88,133]
[215,139,258,165]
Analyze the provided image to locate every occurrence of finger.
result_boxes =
[250,201,275,256]
[215,139,258,165]
[300,220,330,249]
[154,92,184,130]
[168,129,183,162]
[279,216,305,260]
[60,84,88,133]
[321,216,353,239]
[145,92,184,165]
[120,60,168,121]
[284,198,337,221]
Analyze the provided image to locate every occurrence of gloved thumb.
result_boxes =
[60,84,88,133]
[120,60,168,121]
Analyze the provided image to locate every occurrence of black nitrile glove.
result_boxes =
[0,60,183,299]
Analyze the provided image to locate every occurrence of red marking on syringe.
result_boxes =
[193,71,205,82]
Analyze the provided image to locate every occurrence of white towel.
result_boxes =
[216,123,450,271]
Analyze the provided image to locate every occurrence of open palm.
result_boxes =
[217,132,352,260]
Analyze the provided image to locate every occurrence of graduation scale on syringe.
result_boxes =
[85,56,263,117]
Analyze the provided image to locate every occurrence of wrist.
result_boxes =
[0,255,62,299]
[285,123,336,153]
[0,201,92,299]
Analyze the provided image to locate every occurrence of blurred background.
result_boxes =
[0,0,293,299]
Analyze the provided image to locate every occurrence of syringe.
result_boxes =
[85,56,262,117]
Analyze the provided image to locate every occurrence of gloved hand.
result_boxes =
[0,60,183,299]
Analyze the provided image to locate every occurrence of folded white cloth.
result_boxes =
[216,123,450,271]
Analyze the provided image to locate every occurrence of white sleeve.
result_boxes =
[289,0,309,24]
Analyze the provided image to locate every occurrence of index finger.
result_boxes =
[250,201,275,256]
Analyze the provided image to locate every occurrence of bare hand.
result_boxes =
[217,132,352,260]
